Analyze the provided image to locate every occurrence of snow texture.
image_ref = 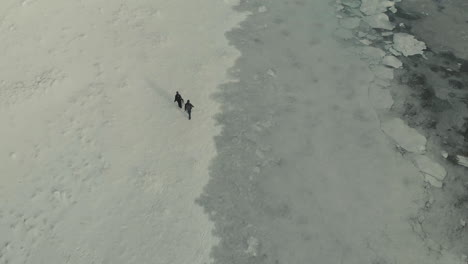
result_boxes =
[0,0,245,263]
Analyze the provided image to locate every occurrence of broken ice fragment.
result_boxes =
[364,13,394,30]
[381,118,427,154]
[359,39,372,45]
[441,151,448,159]
[414,155,446,181]
[360,0,395,15]
[359,47,386,64]
[388,47,401,56]
[424,174,443,188]
[393,33,426,57]
[342,0,361,8]
[382,56,402,68]
[456,155,468,168]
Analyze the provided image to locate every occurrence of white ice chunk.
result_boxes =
[381,118,427,153]
[424,174,443,188]
[360,0,395,15]
[359,39,372,45]
[358,47,385,65]
[382,56,402,68]
[441,150,448,159]
[456,155,468,168]
[388,47,401,56]
[414,155,446,181]
[364,13,394,30]
[393,33,426,57]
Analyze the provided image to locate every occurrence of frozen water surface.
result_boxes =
[199,0,466,263]
[0,0,467,263]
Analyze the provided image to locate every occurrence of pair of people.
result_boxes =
[174,91,195,120]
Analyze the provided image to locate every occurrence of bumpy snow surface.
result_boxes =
[0,0,464,263]
[0,0,244,263]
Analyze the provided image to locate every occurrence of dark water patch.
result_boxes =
[386,2,468,253]
[391,5,423,21]
[449,79,464,89]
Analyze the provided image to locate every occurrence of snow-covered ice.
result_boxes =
[0,0,245,263]
[0,0,464,263]
[456,155,468,168]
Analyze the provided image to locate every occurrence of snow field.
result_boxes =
[0,0,245,263]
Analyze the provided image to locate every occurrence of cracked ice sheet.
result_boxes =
[0,0,245,263]
[198,0,462,264]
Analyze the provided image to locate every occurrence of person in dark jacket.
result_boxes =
[184,100,195,120]
[174,91,184,108]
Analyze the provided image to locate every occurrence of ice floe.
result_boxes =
[441,150,449,159]
[382,55,402,68]
[424,174,443,188]
[360,0,395,15]
[456,155,468,168]
[381,118,427,153]
[359,39,373,45]
[393,33,426,57]
[413,155,446,187]
[359,46,386,62]
[364,13,394,30]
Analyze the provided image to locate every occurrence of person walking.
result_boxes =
[174,91,184,108]
[184,100,195,120]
